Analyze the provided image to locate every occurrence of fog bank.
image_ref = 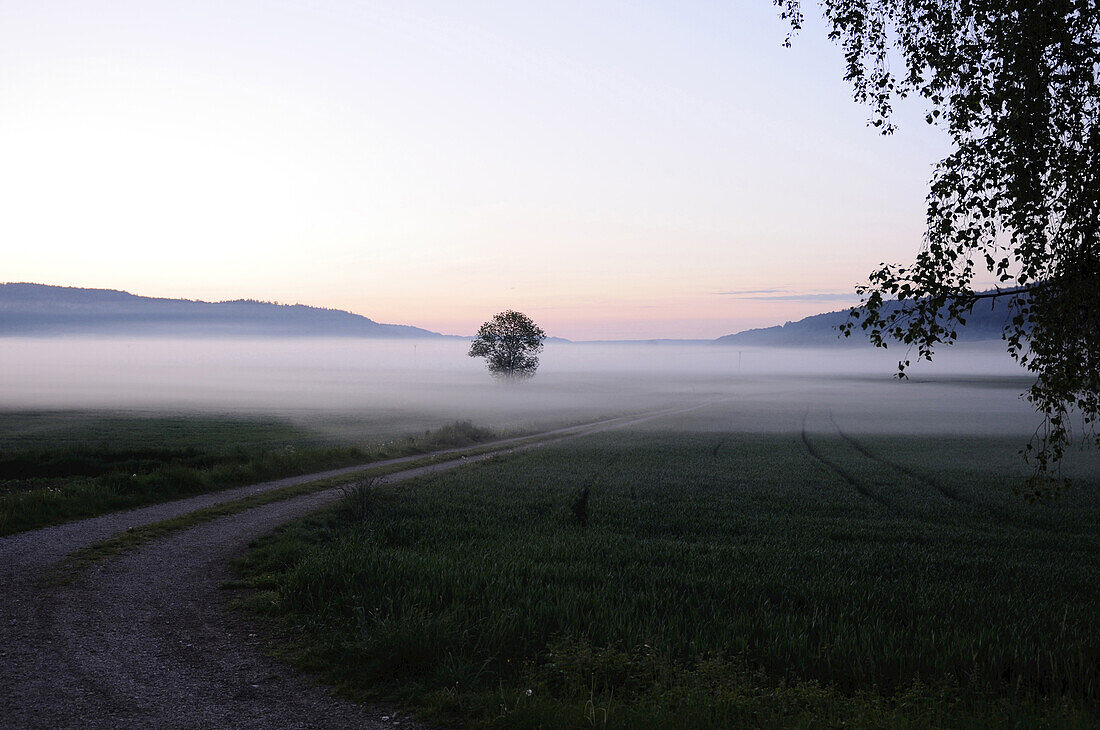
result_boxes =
[0,338,1037,437]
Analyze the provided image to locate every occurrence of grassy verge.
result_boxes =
[0,412,498,536]
[233,431,1100,729]
[53,452,447,580]
[51,422,607,579]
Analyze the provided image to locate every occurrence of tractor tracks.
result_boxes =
[800,412,903,516]
[799,410,970,519]
[825,411,964,505]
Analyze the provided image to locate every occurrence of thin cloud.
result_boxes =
[715,288,862,301]
[714,288,787,296]
[740,292,861,302]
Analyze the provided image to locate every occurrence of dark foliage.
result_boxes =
[468,310,547,379]
[777,0,1100,497]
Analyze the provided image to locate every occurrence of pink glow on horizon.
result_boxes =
[0,2,948,340]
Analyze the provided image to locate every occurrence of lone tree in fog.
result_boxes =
[776,0,1100,498]
[468,310,546,379]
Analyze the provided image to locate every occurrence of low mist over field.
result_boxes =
[0,337,1036,438]
[4,2,1098,726]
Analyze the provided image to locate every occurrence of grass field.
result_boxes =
[234,421,1100,728]
[0,411,498,535]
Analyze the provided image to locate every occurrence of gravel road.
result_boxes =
[0,403,715,729]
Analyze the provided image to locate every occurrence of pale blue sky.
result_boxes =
[0,1,950,338]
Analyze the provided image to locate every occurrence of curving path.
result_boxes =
[0,403,718,729]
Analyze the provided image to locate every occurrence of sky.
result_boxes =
[0,1,952,340]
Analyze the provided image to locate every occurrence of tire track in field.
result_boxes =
[826,410,964,504]
[800,411,904,517]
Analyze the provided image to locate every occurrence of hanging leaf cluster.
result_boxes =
[776,0,1100,498]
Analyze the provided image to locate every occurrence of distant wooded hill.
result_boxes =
[0,283,446,339]
[715,296,1019,347]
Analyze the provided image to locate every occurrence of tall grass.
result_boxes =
[0,414,495,535]
[234,431,1100,728]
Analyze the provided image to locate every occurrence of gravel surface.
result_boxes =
[2,487,411,729]
[0,403,715,729]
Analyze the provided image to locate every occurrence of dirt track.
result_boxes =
[0,404,712,729]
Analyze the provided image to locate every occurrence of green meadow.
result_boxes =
[0,410,497,535]
[234,422,1100,728]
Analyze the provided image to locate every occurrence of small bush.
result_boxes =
[571,487,590,527]
[339,479,378,524]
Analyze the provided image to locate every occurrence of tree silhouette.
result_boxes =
[777,0,1100,497]
[468,310,547,379]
